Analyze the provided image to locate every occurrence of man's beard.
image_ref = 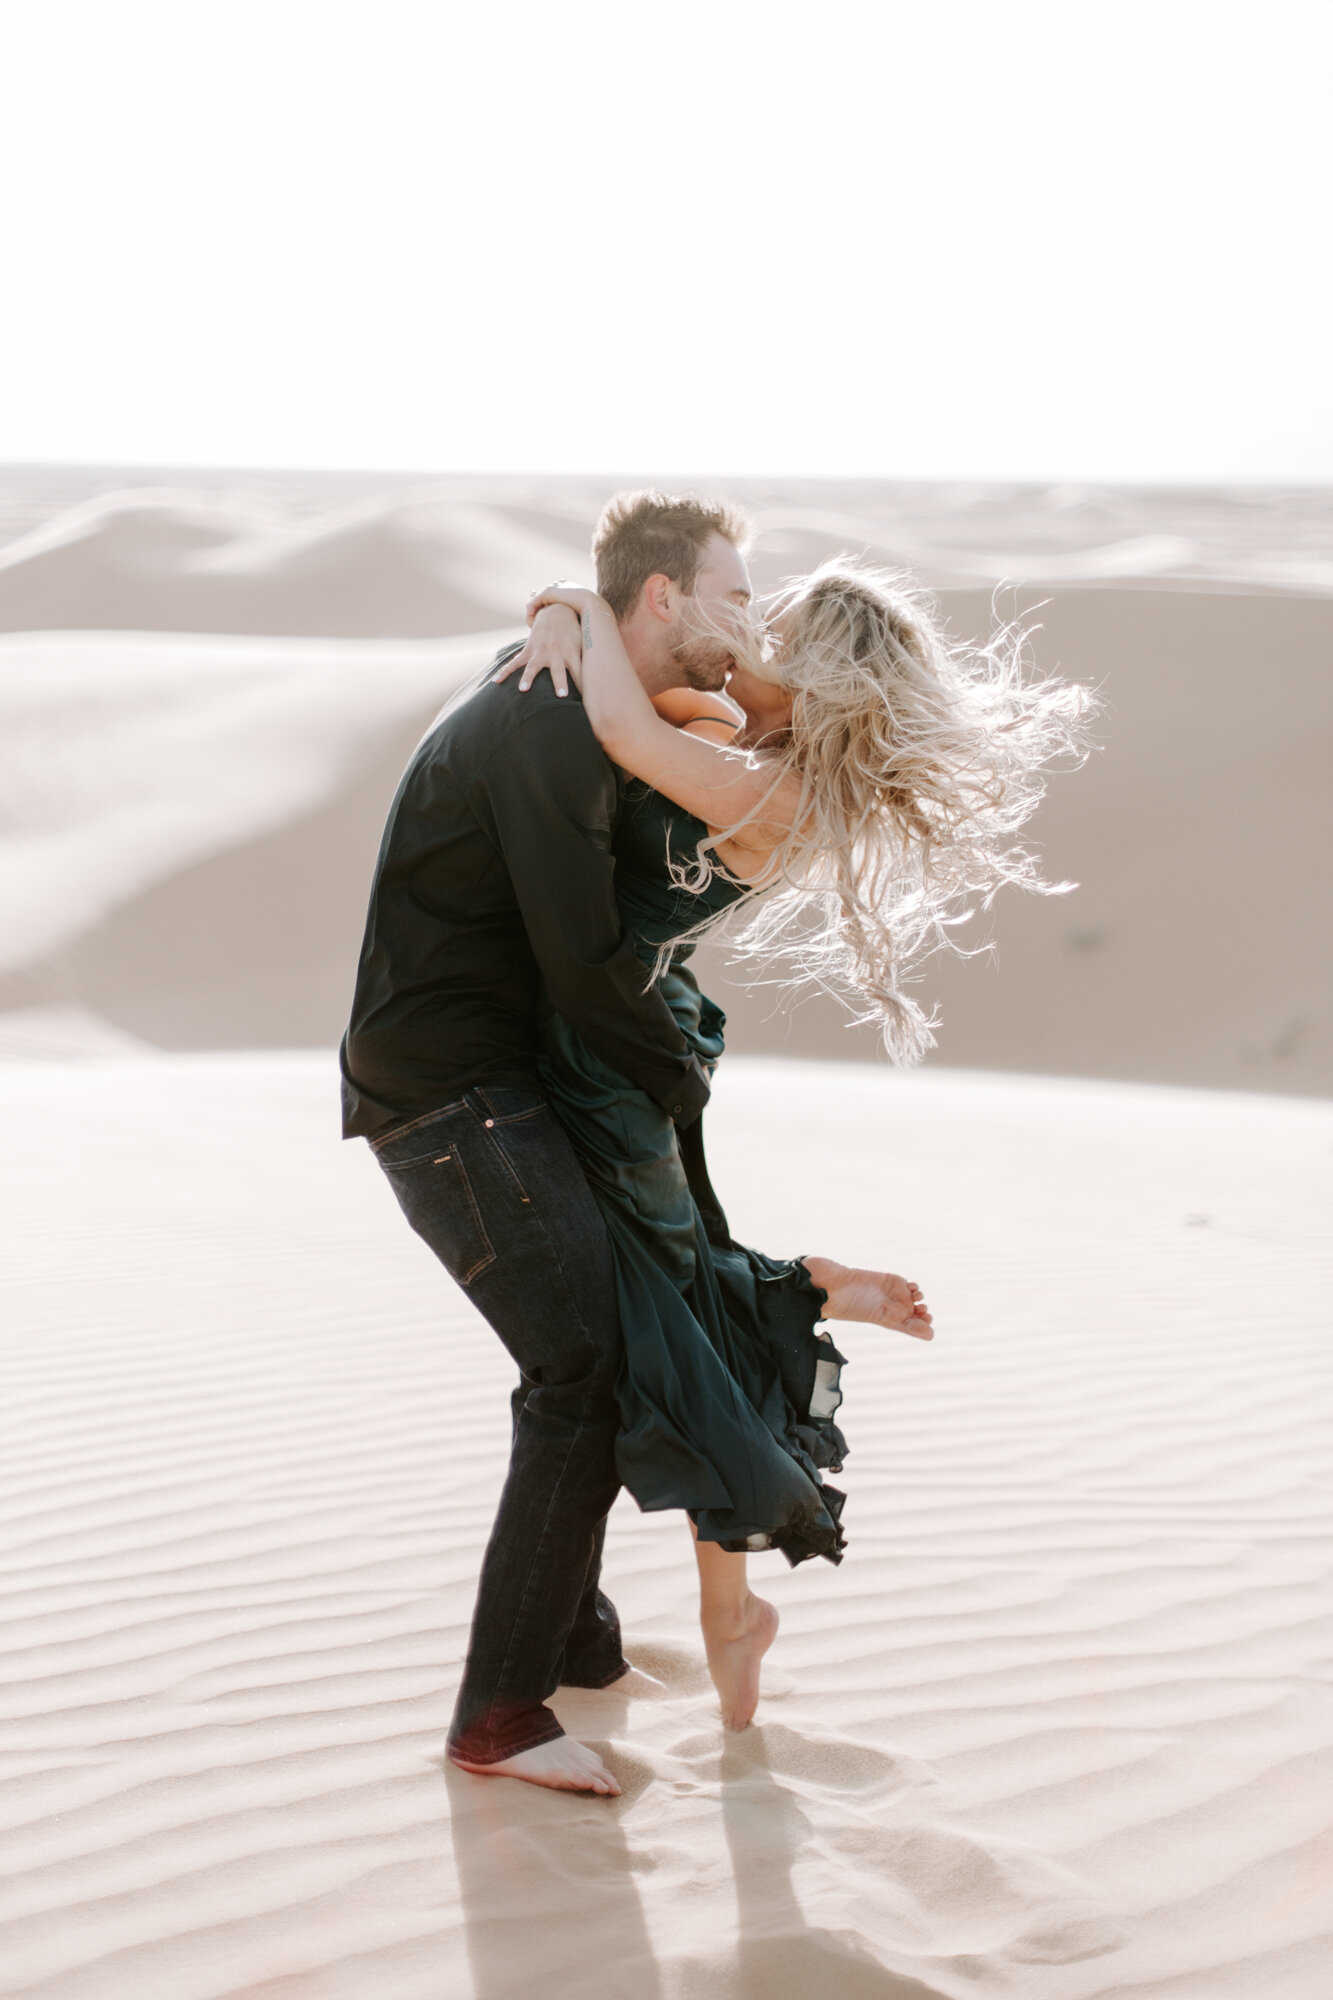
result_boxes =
[668,618,734,693]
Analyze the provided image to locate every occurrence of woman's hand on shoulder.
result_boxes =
[493,582,614,696]
[493,601,584,697]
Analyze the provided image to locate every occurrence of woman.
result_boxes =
[494,557,1089,1728]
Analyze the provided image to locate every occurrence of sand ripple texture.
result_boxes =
[0,1053,1329,2000]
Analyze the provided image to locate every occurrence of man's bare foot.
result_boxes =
[803,1256,934,1340]
[702,1592,780,1730]
[602,1665,669,1697]
[449,1734,621,1795]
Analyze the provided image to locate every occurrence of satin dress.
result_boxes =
[537,778,849,1565]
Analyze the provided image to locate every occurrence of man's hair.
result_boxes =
[592,490,752,620]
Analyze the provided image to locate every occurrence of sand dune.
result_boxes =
[2,473,1329,1996]
[2,472,1329,1091]
[0,626,497,967]
[709,585,1333,1096]
[0,488,590,638]
[2,477,1331,632]
[0,1050,1328,1998]
[3,589,1328,1092]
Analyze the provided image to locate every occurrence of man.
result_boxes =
[341,492,754,1797]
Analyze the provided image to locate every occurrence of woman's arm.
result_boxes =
[497,586,801,858]
[498,613,746,746]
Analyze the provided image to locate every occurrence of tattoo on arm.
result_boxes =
[581,608,593,651]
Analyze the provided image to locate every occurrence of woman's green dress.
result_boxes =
[537,779,849,1566]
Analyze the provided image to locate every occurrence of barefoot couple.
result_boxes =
[341,491,1087,1796]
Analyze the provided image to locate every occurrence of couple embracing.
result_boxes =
[341,491,1084,1797]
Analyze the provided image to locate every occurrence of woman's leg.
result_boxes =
[691,1523,780,1730]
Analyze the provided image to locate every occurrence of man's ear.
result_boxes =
[641,572,676,624]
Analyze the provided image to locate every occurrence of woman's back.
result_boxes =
[612,778,748,963]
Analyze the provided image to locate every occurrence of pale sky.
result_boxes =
[2,0,1329,482]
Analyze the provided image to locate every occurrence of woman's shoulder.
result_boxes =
[650,687,745,742]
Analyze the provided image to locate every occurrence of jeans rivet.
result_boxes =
[484,1118,495,1128]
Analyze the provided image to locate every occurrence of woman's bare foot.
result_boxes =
[701,1592,780,1731]
[449,1734,621,1795]
[803,1255,934,1340]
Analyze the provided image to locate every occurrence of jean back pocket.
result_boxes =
[378,1144,496,1287]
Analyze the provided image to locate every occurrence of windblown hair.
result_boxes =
[593,489,753,619]
[668,557,1099,1064]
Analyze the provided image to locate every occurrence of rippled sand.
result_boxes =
[1,1051,1328,1999]
[1,469,1328,1994]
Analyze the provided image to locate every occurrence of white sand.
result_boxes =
[1,1051,1328,2000]
[1,472,1328,1992]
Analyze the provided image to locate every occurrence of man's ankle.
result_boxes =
[448,1701,565,1765]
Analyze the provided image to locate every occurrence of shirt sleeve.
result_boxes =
[469,695,711,1124]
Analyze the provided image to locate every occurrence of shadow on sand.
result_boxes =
[445,1692,953,2000]
[445,1745,664,2000]
[719,1727,951,2000]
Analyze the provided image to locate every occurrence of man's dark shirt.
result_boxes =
[340,647,711,1139]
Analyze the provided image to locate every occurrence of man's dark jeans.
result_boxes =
[370,1080,628,1764]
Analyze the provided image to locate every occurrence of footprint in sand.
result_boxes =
[797,1816,1124,1967]
[730,1720,931,1796]
[669,1718,1121,1971]
[618,1640,712,1695]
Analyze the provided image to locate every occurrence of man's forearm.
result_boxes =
[540,932,711,1124]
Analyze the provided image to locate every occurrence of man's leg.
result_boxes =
[505,1383,625,1694]
[372,1083,627,1768]
[555,1514,630,1689]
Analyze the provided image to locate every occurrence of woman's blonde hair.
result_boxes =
[668,556,1098,1063]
